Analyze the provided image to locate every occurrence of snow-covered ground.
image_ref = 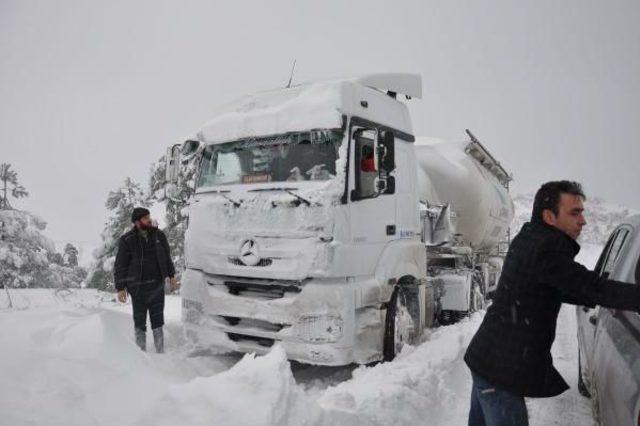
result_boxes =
[0,245,601,426]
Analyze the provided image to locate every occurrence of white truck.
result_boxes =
[165,74,514,365]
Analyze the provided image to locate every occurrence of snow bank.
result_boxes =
[319,315,483,425]
[0,288,106,309]
[0,288,597,426]
[140,345,321,426]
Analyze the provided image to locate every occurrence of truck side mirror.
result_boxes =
[165,144,181,185]
[181,139,201,163]
[379,131,395,172]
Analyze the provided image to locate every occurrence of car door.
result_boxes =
[577,230,619,386]
[590,224,639,426]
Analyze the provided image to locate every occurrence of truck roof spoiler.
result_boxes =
[352,73,422,99]
[464,129,512,188]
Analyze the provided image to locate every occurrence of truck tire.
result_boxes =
[383,285,416,361]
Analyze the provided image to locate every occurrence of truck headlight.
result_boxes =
[294,314,343,343]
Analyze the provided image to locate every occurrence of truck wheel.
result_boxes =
[577,350,591,398]
[383,285,416,361]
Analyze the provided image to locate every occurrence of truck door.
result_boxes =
[348,124,397,271]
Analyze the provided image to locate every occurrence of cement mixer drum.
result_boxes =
[415,136,514,250]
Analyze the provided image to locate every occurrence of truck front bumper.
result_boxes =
[180,269,386,365]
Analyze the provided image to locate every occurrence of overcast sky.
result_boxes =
[1,0,639,258]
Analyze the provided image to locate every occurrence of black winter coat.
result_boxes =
[113,227,175,292]
[464,220,640,397]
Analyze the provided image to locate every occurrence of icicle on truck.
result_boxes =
[164,74,514,365]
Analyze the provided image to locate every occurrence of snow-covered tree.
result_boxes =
[0,163,29,210]
[0,209,54,288]
[63,243,79,267]
[0,209,86,288]
[148,152,199,277]
[87,177,149,291]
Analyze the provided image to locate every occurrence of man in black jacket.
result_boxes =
[114,207,179,353]
[465,181,640,425]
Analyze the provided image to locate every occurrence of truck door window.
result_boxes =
[353,129,378,199]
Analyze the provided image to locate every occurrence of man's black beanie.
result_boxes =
[131,207,151,223]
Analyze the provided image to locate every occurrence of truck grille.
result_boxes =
[220,315,287,332]
[227,256,274,267]
[227,333,275,348]
[208,276,303,300]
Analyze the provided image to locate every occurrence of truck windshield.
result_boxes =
[197,129,343,187]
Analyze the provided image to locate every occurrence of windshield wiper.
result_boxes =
[249,187,320,207]
[210,190,242,207]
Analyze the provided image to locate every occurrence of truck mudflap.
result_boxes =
[180,269,387,365]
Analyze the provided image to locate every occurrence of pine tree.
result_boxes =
[87,178,148,291]
[0,164,87,289]
[0,163,29,210]
[0,210,55,288]
[63,243,79,267]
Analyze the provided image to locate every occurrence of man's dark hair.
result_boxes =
[531,181,585,223]
[131,207,151,223]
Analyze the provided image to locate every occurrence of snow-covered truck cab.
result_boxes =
[170,74,429,365]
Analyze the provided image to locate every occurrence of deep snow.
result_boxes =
[0,244,601,426]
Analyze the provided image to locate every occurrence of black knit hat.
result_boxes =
[131,207,151,223]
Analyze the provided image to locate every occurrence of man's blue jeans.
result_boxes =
[468,371,529,426]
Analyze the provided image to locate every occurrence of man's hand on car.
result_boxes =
[117,290,127,303]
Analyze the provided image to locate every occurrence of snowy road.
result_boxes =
[0,290,595,426]
[0,246,600,426]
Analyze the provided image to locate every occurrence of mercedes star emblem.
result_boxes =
[239,239,260,266]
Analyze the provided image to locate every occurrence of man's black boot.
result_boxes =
[135,328,146,351]
[152,327,164,353]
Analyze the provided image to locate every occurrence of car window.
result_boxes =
[594,231,618,275]
[600,228,630,279]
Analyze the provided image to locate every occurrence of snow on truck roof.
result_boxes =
[197,73,421,144]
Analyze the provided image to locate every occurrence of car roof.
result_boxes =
[619,213,640,229]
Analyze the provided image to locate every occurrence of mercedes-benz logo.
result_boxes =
[239,239,260,266]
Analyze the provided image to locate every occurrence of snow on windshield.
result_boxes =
[197,129,343,187]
